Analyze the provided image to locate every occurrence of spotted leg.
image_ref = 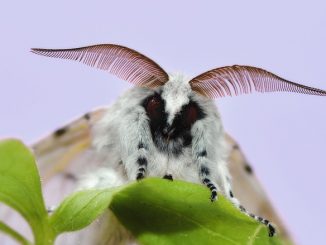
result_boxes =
[135,142,148,180]
[202,177,219,202]
[221,176,276,237]
[121,107,153,181]
[232,194,276,236]
[195,149,219,201]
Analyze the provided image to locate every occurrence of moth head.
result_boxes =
[144,78,203,141]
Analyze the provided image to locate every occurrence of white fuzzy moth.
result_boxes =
[1,44,325,244]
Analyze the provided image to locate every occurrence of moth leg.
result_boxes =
[135,143,148,180]
[196,149,219,201]
[215,165,276,236]
[202,177,219,202]
[196,152,219,201]
[237,198,276,237]
[163,174,173,180]
[226,186,276,237]
[121,107,153,181]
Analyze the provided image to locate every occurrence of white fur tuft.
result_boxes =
[162,73,192,125]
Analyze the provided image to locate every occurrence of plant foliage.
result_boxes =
[0,139,286,245]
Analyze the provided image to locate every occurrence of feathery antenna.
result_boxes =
[189,65,326,98]
[31,44,169,89]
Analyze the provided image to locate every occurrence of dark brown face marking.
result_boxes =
[54,126,69,137]
[146,94,163,120]
[183,103,199,128]
[142,92,205,156]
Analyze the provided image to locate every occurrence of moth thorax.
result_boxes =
[162,73,192,125]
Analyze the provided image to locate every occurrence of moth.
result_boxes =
[1,44,325,244]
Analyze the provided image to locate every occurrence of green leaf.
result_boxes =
[0,139,54,245]
[110,178,285,245]
[0,139,288,245]
[50,178,286,244]
[0,221,32,245]
[49,188,120,234]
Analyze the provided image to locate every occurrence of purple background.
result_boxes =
[1,1,325,244]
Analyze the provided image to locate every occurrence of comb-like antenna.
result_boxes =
[189,65,326,98]
[31,44,169,88]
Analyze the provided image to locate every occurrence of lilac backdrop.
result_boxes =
[1,1,325,244]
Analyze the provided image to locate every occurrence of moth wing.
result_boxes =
[33,108,108,205]
[225,134,292,241]
[0,108,110,245]
[0,108,291,244]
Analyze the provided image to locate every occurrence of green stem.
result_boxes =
[32,219,56,245]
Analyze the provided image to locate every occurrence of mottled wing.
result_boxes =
[33,108,108,204]
[190,65,326,98]
[225,134,292,242]
[0,108,291,244]
[0,108,108,245]
[31,44,169,88]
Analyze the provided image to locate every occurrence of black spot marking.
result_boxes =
[200,166,210,176]
[198,150,207,157]
[64,173,77,181]
[203,178,210,184]
[207,183,214,188]
[84,113,90,120]
[136,172,144,180]
[138,167,145,173]
[239,205,246,212]
[268,224,276,237]
[138,142,145,149]
[54,127,68,137]
[249,213,255,218]
[244,163,253,174]
[209,186,216,191]
[210,190,217,202]
[163,174,173,181]
[137,157,147,166]
[229,191,234,198]
[257,216,263,222]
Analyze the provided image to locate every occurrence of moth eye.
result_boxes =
[146,96,162,118]
[184,104,198,126]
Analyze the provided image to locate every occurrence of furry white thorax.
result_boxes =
[161,73,192,125]
[91,76,231,193]
[78,74,279,240]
